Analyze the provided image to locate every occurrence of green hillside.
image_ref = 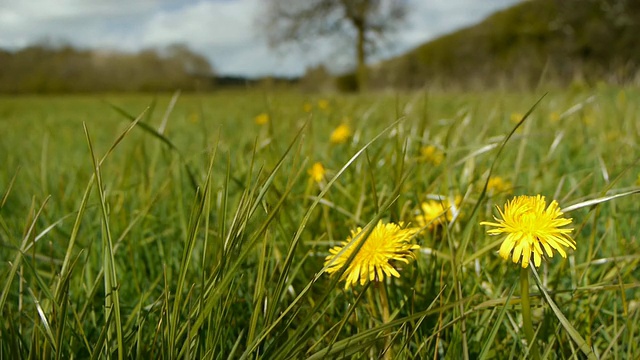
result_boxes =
[370,0,640,90]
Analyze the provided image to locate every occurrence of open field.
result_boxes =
[1,88,639,358]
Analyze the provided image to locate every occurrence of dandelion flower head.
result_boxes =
[188,112,200,123]
[581,113,594,126]
[616,90,626,107]
[330,123,352,144]
[317,99,330,110]
[510,112,523,124]
[254,113,269,125]
[606,130,621,142]
[303,102,313,113]
[324,221,420,290]
[415,196,461,230]
[487,176,513,196]
[308,162,326,183]
[480,195,575,268]
[419,145,444,165]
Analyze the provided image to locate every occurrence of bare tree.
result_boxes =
[261,0,407,91]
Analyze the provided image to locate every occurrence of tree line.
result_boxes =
[0,43,215,93]
[368,0,640,90]
[264,0,640,91]
[3,0,636,94]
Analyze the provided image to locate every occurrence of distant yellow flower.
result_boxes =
[317,99,330,110]
[330,123,352,144]
[549,112,560,123]
[487,176,512,196]
[616,90,626,108]
[188,112,200,123]
[581,113,594,126]
[419,145,444,165]
[510,112,523,124]
[308,162,325,183]
[255,113,269,125]
[480,195,575,268]
[636,174,640,186]
[303,102,313,113]
[415,196,461,230]
[606,131,621,142]
[324,221,419,290]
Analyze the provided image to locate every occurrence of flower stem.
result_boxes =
[520,267,540,360]
[377,281,392,360]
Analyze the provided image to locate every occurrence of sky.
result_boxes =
[0,0,522,77]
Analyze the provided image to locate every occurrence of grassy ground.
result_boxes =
[1,87,639,359]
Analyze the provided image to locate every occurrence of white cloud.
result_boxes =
[0,0,160,48]
[140,0,256,47]
[134,0,305,76]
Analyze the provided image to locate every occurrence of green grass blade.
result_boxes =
[306,298,470,360]
[104,102,177,150]
[317,282,372,356]
[99,107,148,165]
[530,266,597,359]
[158,90,181,134]
[463,93,547,256]
[1,166,20,209]
[29,287,57,354]
[55,175,95,292]
[90,309,115,360]
[561,189,640,213]
[265,118,405,328]
[105,100,199,190]
[478,282,517,360]
[179,122,308,354]
[169,147,216,358]
[226,329,245,360]
[0,195,50,313]
[83,123,124,360]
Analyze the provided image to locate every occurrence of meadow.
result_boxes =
[0,87,639,359]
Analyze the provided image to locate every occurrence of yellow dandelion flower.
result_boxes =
[303,102,313,113]
[330,123,352,144]
[317,99,330,110]
[308,162,325,183]
[480,195,575,268]
[415,196,461,230]
[487,176,513,196]
[255,113,269,125]
[419,145,444,165]
[581,113,594,126]
[549,112,560,123]
[616,90,626,108]
[324,221,420,290]
[606,130,621,142]
[510,112,523,124]
[188,112,200,123]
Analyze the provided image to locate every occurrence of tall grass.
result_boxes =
[1,87,639,358]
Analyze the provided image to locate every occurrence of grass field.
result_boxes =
[1,87,639,359]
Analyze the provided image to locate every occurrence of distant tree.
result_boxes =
[261,0,407,91]
[164,43,214,77]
